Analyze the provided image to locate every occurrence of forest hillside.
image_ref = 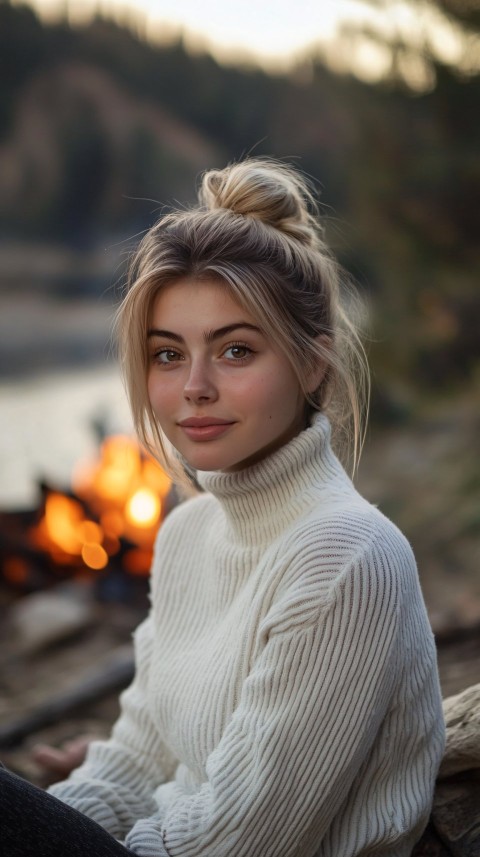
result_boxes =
[1,0,478,396]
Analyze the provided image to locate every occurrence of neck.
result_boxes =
[196,414,352,546]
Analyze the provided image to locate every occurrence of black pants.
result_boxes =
[0,766,135,856]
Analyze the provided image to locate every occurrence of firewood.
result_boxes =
[0,646,134,748]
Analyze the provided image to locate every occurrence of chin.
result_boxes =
[181,451,236,472]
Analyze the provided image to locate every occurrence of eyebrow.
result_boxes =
[147,323,263,344]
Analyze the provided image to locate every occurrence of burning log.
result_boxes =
[31,435,173,576]
[0,646,134,749]
[0,434,176,598]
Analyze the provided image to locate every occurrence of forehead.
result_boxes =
[150,277,256,326]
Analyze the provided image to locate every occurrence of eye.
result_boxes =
[223,343,253,361]
[153,348,183,364]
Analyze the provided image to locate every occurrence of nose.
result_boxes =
[183,358,218,404]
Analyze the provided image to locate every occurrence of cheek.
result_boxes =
[262,376,304,425]
[147,374,170,414]
[238,374,275,405]
[147,374,158,408]
[241,374,291,421]
[257,370,299,404]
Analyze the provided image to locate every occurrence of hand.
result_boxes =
[32,734,95,779]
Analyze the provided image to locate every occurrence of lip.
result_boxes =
[177,418,235,442]
[178,417,234,427]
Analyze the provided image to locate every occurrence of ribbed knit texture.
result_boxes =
[49,414,445,856]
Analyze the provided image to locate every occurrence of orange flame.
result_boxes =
[31,436,172,574]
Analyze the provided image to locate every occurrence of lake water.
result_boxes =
[0,364,133,509]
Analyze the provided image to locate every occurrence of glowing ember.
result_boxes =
[81,542,109,570]
[125,489,161,528]
[42,493,92,556]
[73,436,144,505]
[31,435,172,575]
[100,509,125,537]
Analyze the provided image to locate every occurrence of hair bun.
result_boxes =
[199,159,321,247]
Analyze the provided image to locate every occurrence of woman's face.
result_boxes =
[147,277,311,472]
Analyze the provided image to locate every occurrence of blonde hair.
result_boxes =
[116,158,369,477]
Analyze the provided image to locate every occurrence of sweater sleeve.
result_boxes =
[48,614,179,841]
[125,536,406,857]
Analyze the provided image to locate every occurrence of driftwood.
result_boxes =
[412,683,480,857]
[0,646,134,749]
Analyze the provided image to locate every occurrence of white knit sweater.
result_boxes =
[49,414,445,856]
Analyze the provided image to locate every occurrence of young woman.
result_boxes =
[1,159,445,856]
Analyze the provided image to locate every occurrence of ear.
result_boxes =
[305,335,331,395]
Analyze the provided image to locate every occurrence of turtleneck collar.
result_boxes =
[196,413,353,546]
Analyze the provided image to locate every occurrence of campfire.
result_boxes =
[0,435,174,599]
[0,435,176,755]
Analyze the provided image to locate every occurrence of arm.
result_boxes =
[125,537,405,857]
[48,614,178,841]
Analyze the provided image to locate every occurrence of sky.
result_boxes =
[17,0,370,67]
[11,0,477,84]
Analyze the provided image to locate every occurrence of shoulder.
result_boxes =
[267,499,418,634]
[288,496,415,571]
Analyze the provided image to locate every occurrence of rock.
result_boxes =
[440,684,480,778]
[432,774,480,857]
[411,822,452,855]
[10,583,95,652]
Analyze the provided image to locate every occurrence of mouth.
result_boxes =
[177,418,235,441]
[178,418,234,428]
